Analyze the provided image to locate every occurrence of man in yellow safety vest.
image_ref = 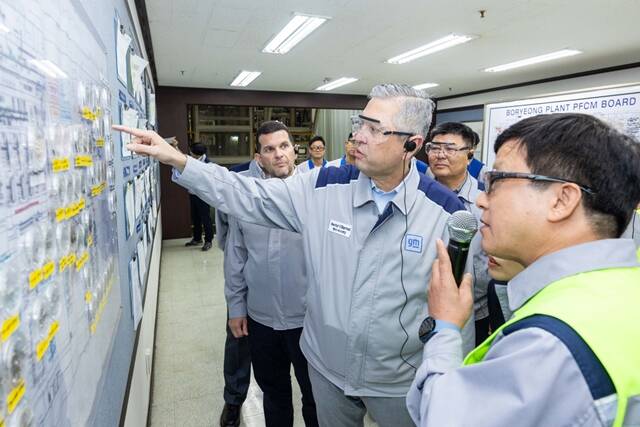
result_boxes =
[407,113,640,427]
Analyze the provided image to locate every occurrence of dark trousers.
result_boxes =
[189,194,213,243]
[223,312,251,406]
[247,317,319,427]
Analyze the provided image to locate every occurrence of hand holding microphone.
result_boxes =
[427,210,477,329]
[446,210,478,286]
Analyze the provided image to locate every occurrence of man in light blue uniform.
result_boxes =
[297,135,328,173]
[327,133,357,167]
[115,84,476,427]
[426,122,491,344]
[225,121,318,427]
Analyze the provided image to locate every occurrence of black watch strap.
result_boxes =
[418,316,437,344]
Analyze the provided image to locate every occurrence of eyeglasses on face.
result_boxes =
[483,171,596,195]
[351,115,413,144]
[425,142,471,156]
[309,145,325,151]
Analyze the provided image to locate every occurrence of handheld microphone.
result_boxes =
[446,210,478,286]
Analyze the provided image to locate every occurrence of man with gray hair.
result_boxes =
[115,83,475,427]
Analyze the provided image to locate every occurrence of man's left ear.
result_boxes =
[549,183,583,222]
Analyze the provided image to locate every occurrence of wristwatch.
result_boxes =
[418,316,437,344]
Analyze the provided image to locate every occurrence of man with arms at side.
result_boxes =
[226,121,318,427]
[407,113,640,426]
[184,143,214,251]
[115,84,475,427]
[426,122,491,344]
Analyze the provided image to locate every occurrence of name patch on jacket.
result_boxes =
[405,234,423,253]
[328,220,352,238]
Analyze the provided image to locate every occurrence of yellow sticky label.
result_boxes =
[1,416,5,427]
[81,107,96,121]
[76,251,89,271]
[65,204,75,219]
[55,207,66,222]
[36,337,49,361]
[52,157,70,172]
[1,315,20,342]
[85,291,92,303]
[29,269,43,289]
[75,155,93,167]
[78,198,86,210]
[7,379,25,414]
[96,138,105,147]
[42,261,55,280]
[48,321,59,340]
[59,253,75,272]
[91,183,105,197]
[90,322,97,334]
[87,233,94,247]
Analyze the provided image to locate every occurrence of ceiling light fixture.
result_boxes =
[386,34,477,65]
[230,70,262,87]
[412,83,439,90]
[263,14,329,55]
[29,59,68,78]
[484,49,582,72]
[315,77,358,91]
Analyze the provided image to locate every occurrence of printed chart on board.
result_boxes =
[0,1,122,425]
[482,86,640,168]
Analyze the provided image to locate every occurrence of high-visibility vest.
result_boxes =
[463,264,640,426]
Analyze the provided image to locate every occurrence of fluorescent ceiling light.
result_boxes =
[0,23,10,33]
[386,34,476,64]
[413,83,439,90]
[315,77,358,91]
[484,49,582,72]
[29,59,68,78]
[263,14,328,54]
[230,70,261,87]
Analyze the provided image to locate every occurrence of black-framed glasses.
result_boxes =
[425,142,472,156]
[309,145,325,151]
[483,171,596,195]
[351,115,414,144]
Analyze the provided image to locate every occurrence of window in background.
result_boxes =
[188,105,315,166]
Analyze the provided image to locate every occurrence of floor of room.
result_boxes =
[148,238,378,427]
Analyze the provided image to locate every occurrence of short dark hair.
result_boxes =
[256,121,291,152]
[190,143,207,156]
[494,113,640,238]
[429,122,477,148]
[309,135,325,147]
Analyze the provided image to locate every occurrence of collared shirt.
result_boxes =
[172,157,475,397]
[371,182,402,215]
[621,209,640,248]
[224,164,307,330]
[297,158,327,173]
[327,155,351,168]
[407,238,639,427]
